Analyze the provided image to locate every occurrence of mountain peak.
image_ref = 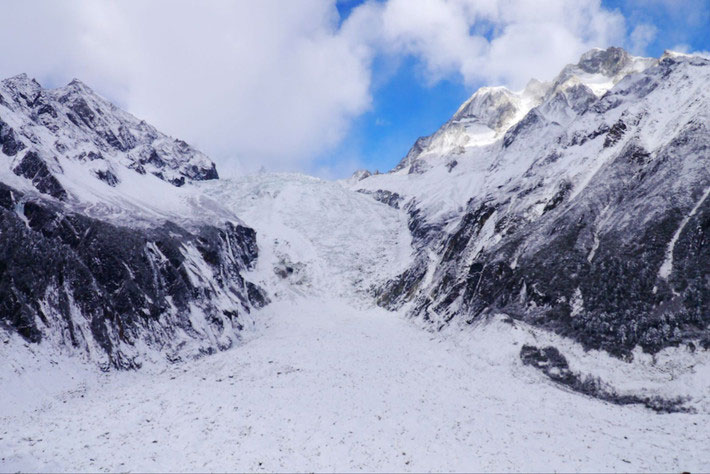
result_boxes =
[551,46,656,98]
[2,72,35,86]
[0,73,221,199]
[577,46,631,76]
[55,78,104,105]
[65,77,93,92]
[0,73,42,103]
[451,86,518,125]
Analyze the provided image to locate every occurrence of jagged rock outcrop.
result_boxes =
[519,345,690,413]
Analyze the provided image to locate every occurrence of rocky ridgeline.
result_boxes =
[0,74,217,198]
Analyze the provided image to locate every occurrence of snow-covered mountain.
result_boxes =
[0,75,266,368]
[1,46,708,396]
[389,47,655,175]
[0,74,217,193]
[352,47,710,361]
[2,47,710,471]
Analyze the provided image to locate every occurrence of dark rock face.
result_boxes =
[0,118,26,156]
[0,182,267,369]
[12,151,67,200]
[520,345,690,413]
[578,47,630,76]
[392,136,433,173]
[94,169,119,187]
[375,255,428,310]
[408,125,710,357]
[503,109,541,148]
[358,189,403,209]
[375,200,444,310]
[195,162,219,180]
[564,84,597,114]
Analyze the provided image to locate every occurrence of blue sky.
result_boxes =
[316,0,710,175]
[313,54,471,174]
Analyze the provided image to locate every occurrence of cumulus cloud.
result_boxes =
[0,0,649,175]
[629,23,658,55]
[344,0,627,89]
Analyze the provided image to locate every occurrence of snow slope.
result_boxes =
[2,298,708,473]
[4,167,707,472]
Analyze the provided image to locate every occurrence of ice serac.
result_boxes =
[354,47,710,356]
[0,75,265,369]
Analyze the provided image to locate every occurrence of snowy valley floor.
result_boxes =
[1,297,709,473]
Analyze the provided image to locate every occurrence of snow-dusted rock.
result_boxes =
[0,74,217,202]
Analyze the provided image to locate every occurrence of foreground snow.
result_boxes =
[1,298,708,473]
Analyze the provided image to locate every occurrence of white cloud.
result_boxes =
[0,0,644,175]
[0,0,373,174]
[344,0,627,89]
[630,23,658,55]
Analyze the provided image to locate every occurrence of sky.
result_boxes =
[0,0,708,179]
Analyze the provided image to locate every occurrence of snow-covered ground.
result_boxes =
[1,173,709,472]
[1,298,709,472]
[3,48,710,472]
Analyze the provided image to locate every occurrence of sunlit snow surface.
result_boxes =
[1,173,709,472]
[1,299,709,472]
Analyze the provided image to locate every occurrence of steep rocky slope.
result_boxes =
[354,47,710,357]
[0,76,266,368]
[0,74,216,193]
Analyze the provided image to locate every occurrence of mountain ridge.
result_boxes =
[353,47,710,357]
[0,74,266,368]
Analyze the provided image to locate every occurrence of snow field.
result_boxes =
[2,172,709,472]
[1,298,708,472]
